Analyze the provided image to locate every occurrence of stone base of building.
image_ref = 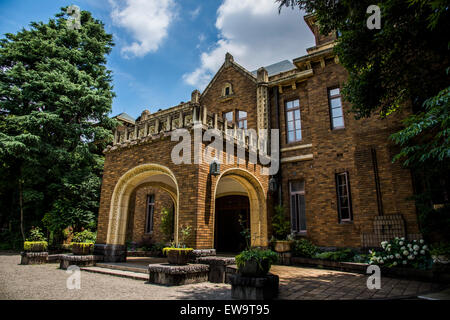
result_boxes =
[59,254,104,270]
[148,263,209,286]
[196,256,235,283]
[229,273,279,300]
[20,252,48,265]
[94,244,127,262]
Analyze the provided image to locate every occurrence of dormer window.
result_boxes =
[222,82,233,97]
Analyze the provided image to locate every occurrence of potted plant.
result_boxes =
[235,248,278,276]
[163,247,194,265]
[23,227,48,252]
[71,229,96,256]
[271,205,292,253]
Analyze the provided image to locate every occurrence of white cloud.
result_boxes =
[109,0,177,58]
[183,0,315,89]
[189,6,201,20]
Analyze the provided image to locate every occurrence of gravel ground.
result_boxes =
[0,253,231,300]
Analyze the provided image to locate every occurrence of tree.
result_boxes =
[0,7,117,244]
[277,0,450,241]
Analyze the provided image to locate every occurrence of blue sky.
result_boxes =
[0,0,315,119]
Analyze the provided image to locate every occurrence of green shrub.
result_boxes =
[27,227,46,242]
[72,229,96,243]
[160,207,174,241]
[23,241,48,252]
[353,254,369,263]
[151,242,166,252]
[235,248,278,270]
[292,239,318,258]
[368,237,432,269]
[430,242,450,257]
[162,247,193,255]
[314,248,354,262]
[272,205,291,240]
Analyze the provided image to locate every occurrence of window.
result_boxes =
[290,181,306,233]
[145,194,155,233]
[222,83,233,97]
[224,111,234,123]
[286,99,301,143]
[335,172,353,222]
[237,110,247,129]
[328,88,344,129]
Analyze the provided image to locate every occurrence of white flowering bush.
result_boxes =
[368,237,432,269]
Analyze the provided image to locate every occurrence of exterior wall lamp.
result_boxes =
[269,176,278,193]
[210,157,220,176]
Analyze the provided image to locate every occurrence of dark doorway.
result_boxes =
[214,195,250,253]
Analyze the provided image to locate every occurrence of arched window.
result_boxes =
[222,82,233,97]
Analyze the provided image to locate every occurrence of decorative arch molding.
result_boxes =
[213,168,268,247]
[106,163,179,245]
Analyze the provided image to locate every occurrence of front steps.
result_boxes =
[80,265,148,281]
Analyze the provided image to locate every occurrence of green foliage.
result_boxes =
[162,247,193,256]
[0,230,23,250]
[239,214,251,250]
[235,248,278,270]
[430,242,450,258]
[0,7,116,242]
[391,85,450,166]
[271,205,291,240]
[160,207,174,241]
[292,238,318,258]
[369,237,432,269]
[23,241,48,252]
[314,249,354,262]
[26,226,46,242]
[179,225,192,247]
[72,229,96,243]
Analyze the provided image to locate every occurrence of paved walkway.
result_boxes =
[0,253,447,300]
[271,265,444,300]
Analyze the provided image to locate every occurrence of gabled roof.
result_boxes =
[200,53,257,99]
[251,60,296,77]
[113,112,135,124]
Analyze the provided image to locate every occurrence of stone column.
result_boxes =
[256,67,269,134]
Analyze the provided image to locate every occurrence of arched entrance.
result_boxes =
[214,195,250,253]
[213,168,268,249]
[106,164,179,246]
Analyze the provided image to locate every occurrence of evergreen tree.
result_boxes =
[0,7,117,244]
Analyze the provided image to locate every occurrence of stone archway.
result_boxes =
[213,168,268,247]
[106,163,180,246]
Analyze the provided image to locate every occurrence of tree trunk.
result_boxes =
[19,169,25,242]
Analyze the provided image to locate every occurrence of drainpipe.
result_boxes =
[272,86,282,206]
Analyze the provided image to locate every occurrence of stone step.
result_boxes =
[80,266,149,281]
[95,262,148,274]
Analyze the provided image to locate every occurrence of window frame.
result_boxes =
[328,87,345,130]
[145,194,155,234]
[335,172,353,223]
[285,99,302,144]
[237,110,247,129]
[223,110,234,124]
[289,180,307,233]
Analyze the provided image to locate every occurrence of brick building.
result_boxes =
[94,14,421,261]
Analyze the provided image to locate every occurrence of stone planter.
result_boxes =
[238,259,270,277]
[274,241,292,253]
[432,255,450,264]
[229,273,279,300]
[167,250,192,265]
[72,243,93,255]
[20,251,48,265]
